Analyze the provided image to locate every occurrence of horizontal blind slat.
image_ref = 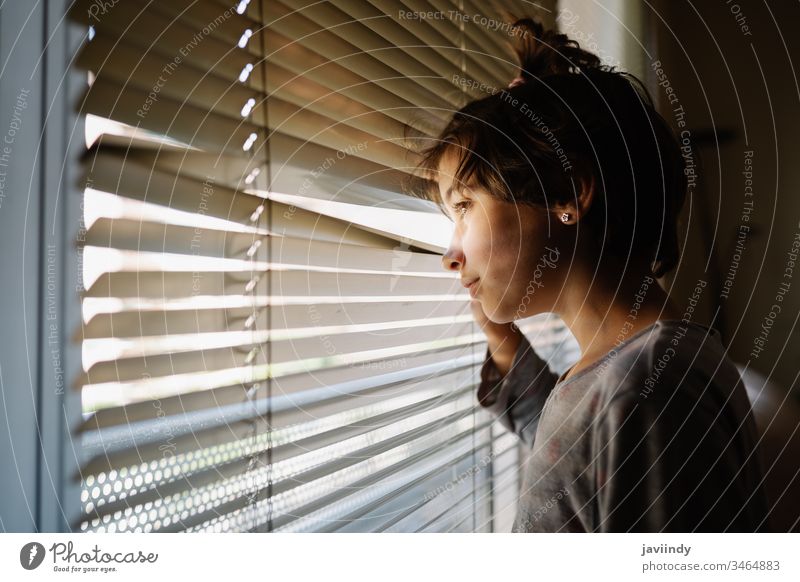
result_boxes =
[81,299,468,339]
[81,344,484,431]
[79,398,485,531]
[81,78,266,156]
[266,418,494,532]
[78,381,478,524]
[81,321,475,386]
[78,333,482,409]
[263,0,465,109]
[82,146,404,248]
[331,424,494,532]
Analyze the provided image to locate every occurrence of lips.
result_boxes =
[462,278,479,297]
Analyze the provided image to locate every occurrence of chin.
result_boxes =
[483,305,514,325]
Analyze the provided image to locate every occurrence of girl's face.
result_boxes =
[438,150,567,323]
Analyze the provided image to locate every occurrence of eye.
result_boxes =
[451,200,471,218]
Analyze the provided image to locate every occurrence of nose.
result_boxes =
[441,245,464,272]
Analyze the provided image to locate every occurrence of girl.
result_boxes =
[410,18,771,532]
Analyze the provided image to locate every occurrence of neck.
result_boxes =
[553,254,681,364]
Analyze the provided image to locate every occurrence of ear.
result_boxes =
[575,173,596,218]
[553,174,595,224]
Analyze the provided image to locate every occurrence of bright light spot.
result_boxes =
[238,63,254,83]
[236,0,250,15]
[246,239,262,257]
[238,29,253,49]
[244,167,260,185]
[249,204,264,222]
[240,97,256,117]
[244,277,259,293]
[242,132,257,151]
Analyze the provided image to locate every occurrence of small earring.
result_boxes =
[560,212,570,223]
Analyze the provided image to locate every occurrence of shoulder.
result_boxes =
[588,321,759,466]
[593,320,729,407]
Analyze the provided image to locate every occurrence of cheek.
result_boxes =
[466,204,548,283]
[460,218,493,263]
[485,219,531,273]
[488,216,556,296]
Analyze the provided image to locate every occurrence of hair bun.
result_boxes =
[509,17,606,85]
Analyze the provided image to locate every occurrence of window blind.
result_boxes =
[70,0,563,533]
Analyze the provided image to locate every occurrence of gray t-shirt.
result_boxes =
[478,319,772,532]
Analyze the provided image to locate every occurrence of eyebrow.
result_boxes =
[442,184,470,205]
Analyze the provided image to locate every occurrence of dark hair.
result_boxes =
[407,18,687,279]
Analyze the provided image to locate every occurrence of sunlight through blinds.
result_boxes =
[70,0,562,533]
